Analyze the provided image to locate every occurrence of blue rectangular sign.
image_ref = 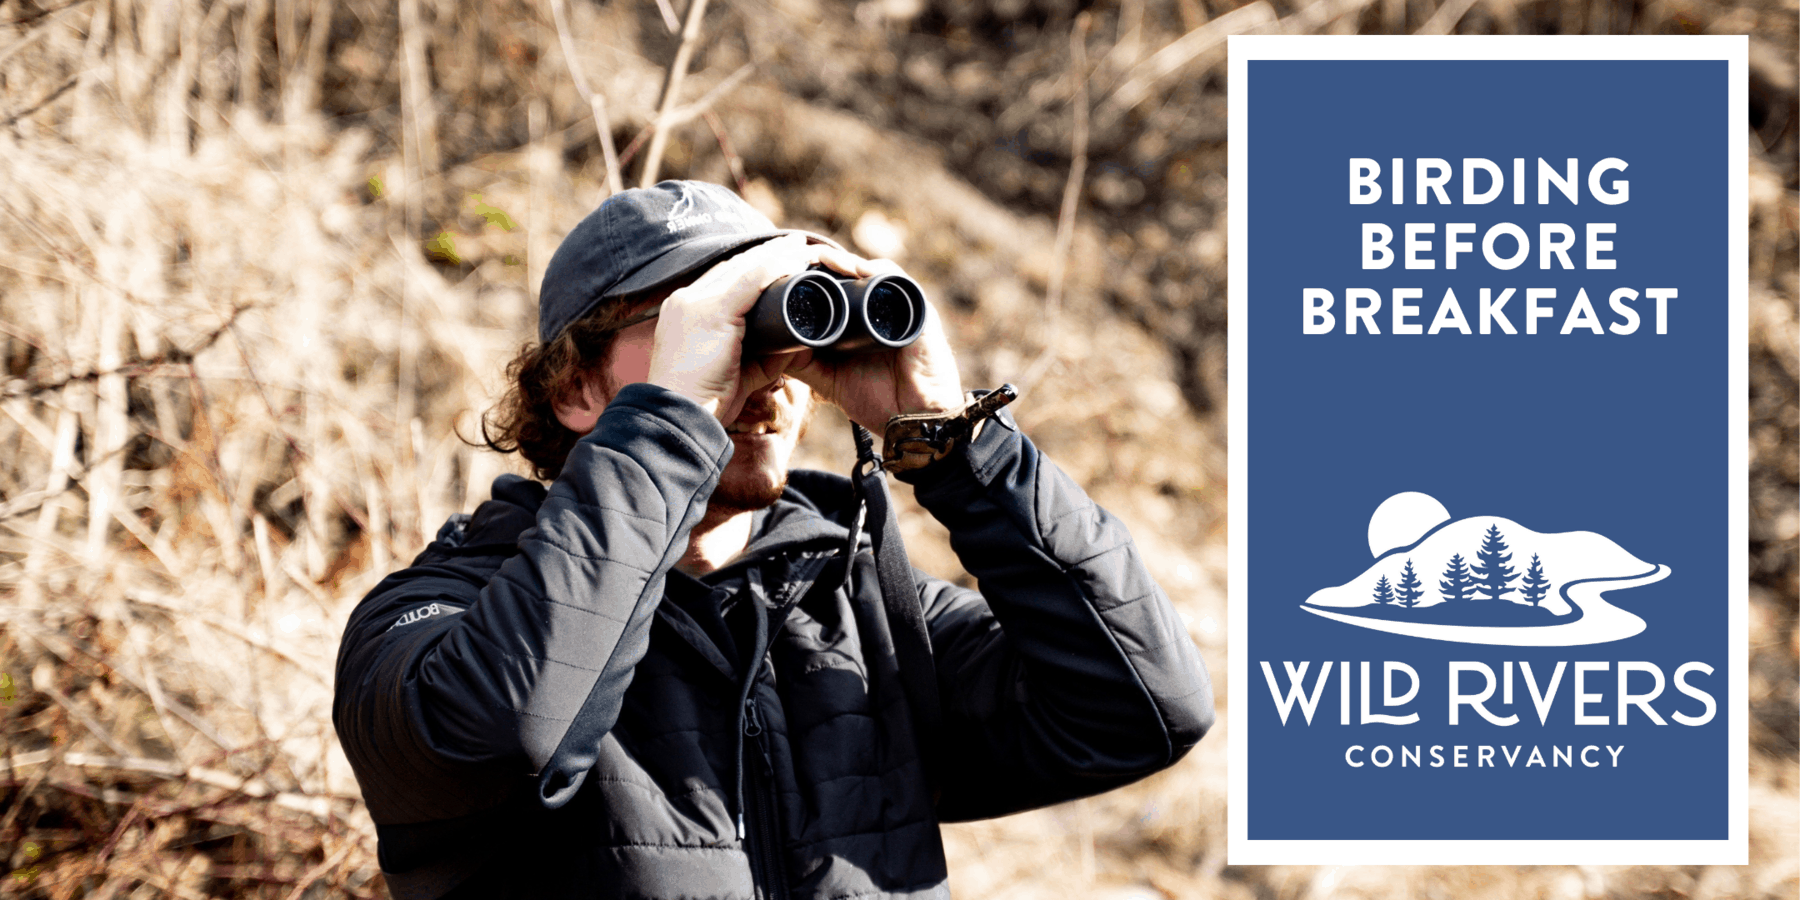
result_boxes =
[1228,37,1748,865]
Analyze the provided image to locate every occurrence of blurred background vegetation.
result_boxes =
[0,0,1793,896]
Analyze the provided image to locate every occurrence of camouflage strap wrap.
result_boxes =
[881,384,1018,474]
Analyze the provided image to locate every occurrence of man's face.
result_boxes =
[558,296,815,514]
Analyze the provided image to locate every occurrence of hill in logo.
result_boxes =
[1301,492,1669,646]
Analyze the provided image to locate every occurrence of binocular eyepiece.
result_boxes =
[745,268,927,355]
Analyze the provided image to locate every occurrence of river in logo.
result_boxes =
[1301,492,1669,646]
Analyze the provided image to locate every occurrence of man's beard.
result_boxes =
[710,387,813,514]
[710,466,788,514]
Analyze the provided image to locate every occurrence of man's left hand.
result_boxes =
[787,249,965,432]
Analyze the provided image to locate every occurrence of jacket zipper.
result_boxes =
[741,696,789,900]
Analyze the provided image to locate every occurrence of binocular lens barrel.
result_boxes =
[744,269,925,355]
[838,275,925,351]
[785,280,839,342]
[744,271,849,353]
[865,285,913,341]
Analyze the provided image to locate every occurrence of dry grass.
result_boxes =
[0,0,1793,897]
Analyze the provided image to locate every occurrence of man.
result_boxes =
[333,180,1214,900]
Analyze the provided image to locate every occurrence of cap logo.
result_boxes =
[664,183,756,234]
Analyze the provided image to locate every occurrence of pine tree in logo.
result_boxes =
[1373,575,1396,605]
[1518,553,1551,607]
[1469,524,1518,602]
[1439,553,1475,602]
[1394,559,1425,608]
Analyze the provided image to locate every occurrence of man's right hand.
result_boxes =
[645,233,820,423]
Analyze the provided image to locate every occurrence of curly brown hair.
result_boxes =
[481,299,641,480]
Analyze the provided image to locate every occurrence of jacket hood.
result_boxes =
[744,469,863,559]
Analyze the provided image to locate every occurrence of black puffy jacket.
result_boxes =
[333,384,1214,899]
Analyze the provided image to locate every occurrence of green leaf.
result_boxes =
[469,193,517,231]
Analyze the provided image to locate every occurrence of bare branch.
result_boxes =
[0,304,253,400]
[548,0,623,196]
[7,620,236,752]
[0,0,90,27]
[1416,0,1483,33]
[1049,18,1091,315]
[0,749,365,821]
[1094,1,1274,127]
[1095,0,1380,129]
[618,63,752,170]
[702,110,748,195]
[653,0,681,33]
[676,63,754,129]
[639,0,713,187]
[1023,13,1092,388]
[224,307,400,568]
[0,0,87,70]
[40,683,135,758]
[0,74,79,128]
[398,0,439,176]
[1383,0,1406,32]
[283,841,356,900]
[1276,0,1384,34]
[125,593,334,688]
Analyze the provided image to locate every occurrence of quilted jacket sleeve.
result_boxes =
[332,384,731,823]
[898,406,1215,822]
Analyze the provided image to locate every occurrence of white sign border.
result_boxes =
[1226,34,1750,866]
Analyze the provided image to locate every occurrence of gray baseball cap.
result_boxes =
[536,180,837,344]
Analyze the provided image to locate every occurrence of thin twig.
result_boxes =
[0,0,91,27]
[41,684,134,758]
[548,0,622,195]
[0,750,362,822]
[1416,0,1482,33]
[396,0,438,176]
[702,110,748,196]
[128,862,211,900]
[123,625,191,769]
[1077,797,1096,883]
[222,316,399,566]
[0,485,70,525]
[0,751,52,847]
[1093,1,1275,127]
[92,796,151,872]
[1094,0,1377,130]
[107,499,185,583]
[675,63,754,129]
[0,0,88,69]
[617,63,753,170]
[0,438,134,523]
[1274,0,1384,34]
[652,0,681,32]
[1022,13,1091,389]
[1,74,80,128]
[0,304,253,400]
[297,0,333,116]
[124,593,333,688]
[6,620,236,752]
[639,0,712,187]
[282,841,354,900]
[616,121,652,169]
[0,189,233,355]
[240,0,267,112]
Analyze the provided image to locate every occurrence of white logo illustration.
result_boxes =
[1301,492,1669,646]
[664,183,758,233]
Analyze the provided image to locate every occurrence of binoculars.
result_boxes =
[744,268,926,355]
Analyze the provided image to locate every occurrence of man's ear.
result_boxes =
[552,372,608,433]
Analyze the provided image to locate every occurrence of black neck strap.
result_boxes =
[847,422,943,785]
